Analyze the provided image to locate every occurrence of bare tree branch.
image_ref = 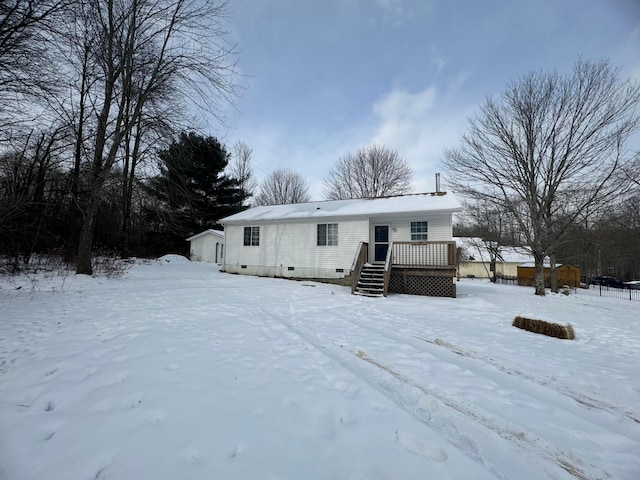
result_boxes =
[443,59,640,295]
[51,0,240,274]
[228,140,256,203]
[323,144,413,200]
[255,168,310,205]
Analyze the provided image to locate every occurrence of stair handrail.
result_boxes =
[383,241,393,297]
[351,241,368,294]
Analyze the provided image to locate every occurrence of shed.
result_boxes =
[187,229,225,264]
[517,263,581,288]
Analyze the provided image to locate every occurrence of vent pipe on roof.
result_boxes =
[435,173,441,193]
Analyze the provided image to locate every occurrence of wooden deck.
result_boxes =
[352,241,457,297]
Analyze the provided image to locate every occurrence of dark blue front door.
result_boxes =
[374,225,389,262]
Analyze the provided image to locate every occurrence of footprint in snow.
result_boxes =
[93,465,109,480]
[144,410,167,424]
[91,394,142,412]
[181,447,203,463]
[396,432,448,462]
[44,401,55,412]
[226,443,243,458]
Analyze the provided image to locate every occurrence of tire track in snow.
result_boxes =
[253,306,508,480]
[351,348,609,480]
[256,295,605,480]
[269,288,617,480]
[324,301,639,427]
[419,337,640,425]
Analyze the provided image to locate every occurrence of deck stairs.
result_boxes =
[353,263,385,297]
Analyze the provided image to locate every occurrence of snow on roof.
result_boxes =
[456,237,533,264]
[518,262,562,268]
[186,229,224,241]
[220,192,461,223]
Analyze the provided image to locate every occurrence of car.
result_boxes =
[623,280,640,290]
[590,276,624,288]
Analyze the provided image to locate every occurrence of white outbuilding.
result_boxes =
[186,229,225,264]
[456,237,533,279]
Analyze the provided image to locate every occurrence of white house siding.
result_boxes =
[368,212,453,264]
[189,234,224,263]
[458,262,492,278]
[223,218,369,279]
[458,262,523,279]
[369,212,452,243]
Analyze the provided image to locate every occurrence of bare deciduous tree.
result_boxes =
[323,144,413,200]
[0,0,67,140]
[58,0,238,274]
[458,199,523,282]
[255,168,310,206]
[0,126,68,266]
[228,141,257,203]
[443,59,640,295]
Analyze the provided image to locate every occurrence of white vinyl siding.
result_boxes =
[224,219,368,278]
[188,231,225,264]
[223,212,455,279]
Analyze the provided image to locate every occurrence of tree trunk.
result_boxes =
[76,181,104,275]
[76,206,97,275]
[549,252,559,293]
[534,252,546,296]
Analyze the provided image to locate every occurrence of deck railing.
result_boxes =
[351,241,369,294]
[383,241,394,296]
[391,241,456,268]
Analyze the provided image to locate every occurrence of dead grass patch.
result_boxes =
[512,316,575,340]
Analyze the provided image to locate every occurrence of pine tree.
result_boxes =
[146,132,247,252]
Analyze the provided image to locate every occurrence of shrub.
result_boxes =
[512,316,575,340]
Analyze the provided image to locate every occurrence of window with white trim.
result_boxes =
[243,226,260,246]
[317,223,338,246]
[410,221,428,241]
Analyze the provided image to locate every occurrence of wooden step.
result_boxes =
[353,264,386,298]
[353,290,383,298]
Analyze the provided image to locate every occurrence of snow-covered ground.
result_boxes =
[1,256,638,480]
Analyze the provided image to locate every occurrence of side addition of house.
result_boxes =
[219,192,461,297]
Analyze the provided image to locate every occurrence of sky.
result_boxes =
[213,0,640,200]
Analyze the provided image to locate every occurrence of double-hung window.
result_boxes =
[410,221,428,241]
[317,223,338,246]
[243,226,260,246]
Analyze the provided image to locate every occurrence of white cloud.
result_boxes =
[369,84,475,193]
[371,0,434,26]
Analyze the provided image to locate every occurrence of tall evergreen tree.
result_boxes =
[146,132,246,252]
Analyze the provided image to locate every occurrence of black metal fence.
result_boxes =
[491,275,640,301]
[581,284,640,302]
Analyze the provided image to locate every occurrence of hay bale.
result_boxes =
[512,316,575,340]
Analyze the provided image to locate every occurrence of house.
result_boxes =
[456,237,533,279]
[517,263,581,288]
[219,192,462,297]
[187,229,225,264]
